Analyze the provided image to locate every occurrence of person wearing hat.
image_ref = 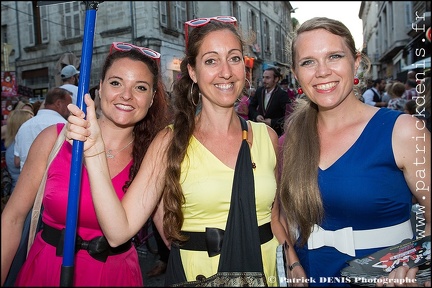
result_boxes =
[60,64,80,105]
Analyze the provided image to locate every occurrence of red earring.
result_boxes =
[354,77,359,85]
[297,87,303,95]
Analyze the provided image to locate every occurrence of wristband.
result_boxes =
[288,261,302,271]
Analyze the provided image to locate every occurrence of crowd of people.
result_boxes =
[1,15,430,288]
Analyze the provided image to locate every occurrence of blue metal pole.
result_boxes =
[60,2,102,286]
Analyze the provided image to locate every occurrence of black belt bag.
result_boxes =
[180,222,273,257]
[41,223,131,262]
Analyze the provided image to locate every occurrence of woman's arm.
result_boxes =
[381,114,431,287]
[1,125,57,285]
[267,125,307,286]
[393,114,431,236]
[67,94,170,247]
[271,196,307,287]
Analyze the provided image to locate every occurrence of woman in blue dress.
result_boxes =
[278,17,430,287]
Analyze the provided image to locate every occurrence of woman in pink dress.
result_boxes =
[1,43,168,286]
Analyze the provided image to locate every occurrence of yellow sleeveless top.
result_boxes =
[178,121,279,286]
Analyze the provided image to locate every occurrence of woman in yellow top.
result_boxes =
[66,17,306,286]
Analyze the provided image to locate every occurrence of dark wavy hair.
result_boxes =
[101,48,169,193]
[163,21,245,242]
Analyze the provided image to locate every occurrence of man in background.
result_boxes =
[362,78,387,107]
[60,64,79,105]
[14,87,72,171]
[248,67,291,136]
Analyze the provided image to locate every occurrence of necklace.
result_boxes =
[106,139,134,159]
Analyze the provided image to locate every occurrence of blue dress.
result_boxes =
[296,108,413,286]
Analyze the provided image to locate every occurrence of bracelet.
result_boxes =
[84,150,105,158]
[288,261,302,271]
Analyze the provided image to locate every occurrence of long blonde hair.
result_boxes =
[279,17,369,246]
[5,109,34,147]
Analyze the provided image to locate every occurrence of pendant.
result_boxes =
[106,150,114,159]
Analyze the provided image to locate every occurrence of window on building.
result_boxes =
[275,26,282,60]
[33,88,48,100]
[264,19,270,53]
[159,1,187,32]
[27,2,35,46]
[21,68,48,100]
[2,25,8,43]
[40,5,49,43]
[63,2,82,38]
[282,33,287,64]
[26,1,49,46]
[248,9,260,45]
[233,2,242,24]
[273,2,280,14]
[404,2,413,27]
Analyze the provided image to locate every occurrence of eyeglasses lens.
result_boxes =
[142,49,158,58]
[189,19,209,26]
[116,44,133,51]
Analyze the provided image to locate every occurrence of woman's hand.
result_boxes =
[376,265,427,287]
[66,93,105,157]
[287,264,308,287]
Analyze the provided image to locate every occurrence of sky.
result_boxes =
[290,1,364,50]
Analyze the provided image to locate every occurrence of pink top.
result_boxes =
[16,123,143,286]
[42,124,131,239]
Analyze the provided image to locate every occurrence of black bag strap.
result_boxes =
[218,116,263,272]
[165,116,263,286]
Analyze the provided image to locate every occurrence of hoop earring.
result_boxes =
[191,82,198,106]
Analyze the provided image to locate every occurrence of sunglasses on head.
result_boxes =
[110,42,161,65]
[184,16,238,47]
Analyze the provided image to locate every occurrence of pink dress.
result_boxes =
[16,123,143,287]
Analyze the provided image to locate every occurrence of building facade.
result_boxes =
[1,1,294,102]
[359,1,431,81]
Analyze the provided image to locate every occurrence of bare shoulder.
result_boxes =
[392,114,430,169]
[32,124,62,152]
[265,125,279,140]
[266,125,279,153]
[394,114,429,139]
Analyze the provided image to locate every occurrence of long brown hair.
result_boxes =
[162,21,245,242]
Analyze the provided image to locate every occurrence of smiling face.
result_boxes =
[187,29,245,109]
[99,57,154,127]
[293,28,360,109]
